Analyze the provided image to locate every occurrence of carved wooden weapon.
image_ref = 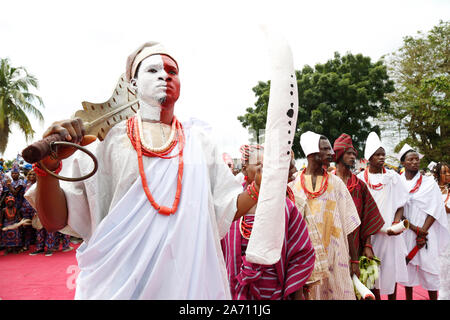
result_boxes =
[21,74,139,181]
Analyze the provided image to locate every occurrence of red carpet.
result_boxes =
[0,243,430,300]
[0,243,80,300]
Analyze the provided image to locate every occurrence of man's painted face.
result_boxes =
[135,54,180,108]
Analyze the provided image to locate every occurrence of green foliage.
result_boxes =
[386,20,450,165]
[238,52,394,158]
[0,58,44,154]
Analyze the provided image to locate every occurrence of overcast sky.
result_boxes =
[1,0,449,161]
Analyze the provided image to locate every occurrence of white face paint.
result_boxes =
[134,54,167,120]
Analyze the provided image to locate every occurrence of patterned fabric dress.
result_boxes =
[4,179,26,209]
[35,228,58,251]
[1,207,22,247]
[295,174,361,300]
[222,198,315,300]
[20,182,37,247]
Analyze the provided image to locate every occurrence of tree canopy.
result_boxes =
[238,52,394,158]
[0,58,44,154]
[385,20,449,165]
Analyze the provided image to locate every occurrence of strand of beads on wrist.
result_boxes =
[32,161,62,177]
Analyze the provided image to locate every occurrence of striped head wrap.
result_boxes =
[333,133,357,162]
[239,144,263,166]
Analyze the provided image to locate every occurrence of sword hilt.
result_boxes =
[21,133,65,164]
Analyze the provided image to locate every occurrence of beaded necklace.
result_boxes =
[127,115,185,215]
[364,167,386,190]
[300,168,329,199]
[5,207,17,220]
[332,170,358,193]
[239,215,253,240]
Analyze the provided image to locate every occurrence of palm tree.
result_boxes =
[0,58,44,154]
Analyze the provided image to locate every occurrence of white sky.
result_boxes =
[1,0,449,161]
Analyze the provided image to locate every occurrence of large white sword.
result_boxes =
[245,26,299,265]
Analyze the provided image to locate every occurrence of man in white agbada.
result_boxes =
[396,144,450,300]
[25,42,262,299]
[357,132,409,300]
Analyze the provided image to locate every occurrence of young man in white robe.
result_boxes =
[25,42,264,299]
[397,145,450,300]
[357,132,409,300]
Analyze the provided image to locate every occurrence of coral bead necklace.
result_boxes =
[127,114,185,215]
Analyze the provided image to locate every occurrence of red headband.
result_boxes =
[5,196,15,203]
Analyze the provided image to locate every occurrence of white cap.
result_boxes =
[397,143,424,161]
[364,132,384,160]
[300,131,322,157]
[427,161,437,171]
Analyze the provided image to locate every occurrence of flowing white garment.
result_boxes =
[399,173,450,276]
[439,192,450,300]
[26,119,242,299]
[357,169,409,295]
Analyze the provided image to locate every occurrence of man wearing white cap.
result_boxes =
[290,131,360,300]
[397,144,450,300]
[26,42,263,299]
[357,132,409,300]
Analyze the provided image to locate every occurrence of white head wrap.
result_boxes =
[364,132,384,160]
[300,131,322,157]
[125,41,178,82]
[397,143,424,161]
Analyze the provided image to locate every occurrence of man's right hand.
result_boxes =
[40,118,96,170]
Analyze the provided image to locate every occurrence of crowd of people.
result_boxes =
[223,132,450,300]
[0,159,76,256]
[2,41,449,300]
